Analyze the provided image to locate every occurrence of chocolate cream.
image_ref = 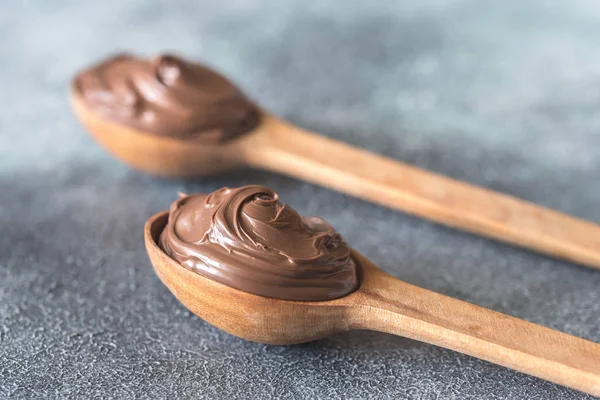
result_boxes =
[72,53,260,141]
[159,186,359,301]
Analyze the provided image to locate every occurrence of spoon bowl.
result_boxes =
[146,211,356,344]
[71,94,247,178]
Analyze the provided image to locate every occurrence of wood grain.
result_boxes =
[145,212,600,396]
[349,253,600,396]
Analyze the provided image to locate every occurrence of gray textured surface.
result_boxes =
[1,0,599,398]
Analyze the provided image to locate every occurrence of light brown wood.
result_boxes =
[145,211,600,396]
[242,115,600,270]
[73,92,600,270]
[70,94,250,178]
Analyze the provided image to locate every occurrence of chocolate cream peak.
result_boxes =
[73,53,260,141]
[159,186,359,301]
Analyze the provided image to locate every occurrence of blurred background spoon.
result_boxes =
[72,54,600,270]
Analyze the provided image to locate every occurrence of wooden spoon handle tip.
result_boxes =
[349,266,600,395]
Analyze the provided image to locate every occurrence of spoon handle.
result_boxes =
[348,264,600,395]
[242,114,600,270]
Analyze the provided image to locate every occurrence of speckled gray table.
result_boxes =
[1,1,599,399]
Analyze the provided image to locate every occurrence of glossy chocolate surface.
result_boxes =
[73,53,260,141]
[159,186,358,301]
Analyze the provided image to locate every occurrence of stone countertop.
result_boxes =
[1,1,599,399]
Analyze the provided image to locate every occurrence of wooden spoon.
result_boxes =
[72,86,600,271]
[145,211,600,396]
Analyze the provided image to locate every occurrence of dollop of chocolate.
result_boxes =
[72,53,260,141]
[159,186,358,301]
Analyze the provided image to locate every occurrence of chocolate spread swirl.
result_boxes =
[159,186,358,301]
[72,53,260,141]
